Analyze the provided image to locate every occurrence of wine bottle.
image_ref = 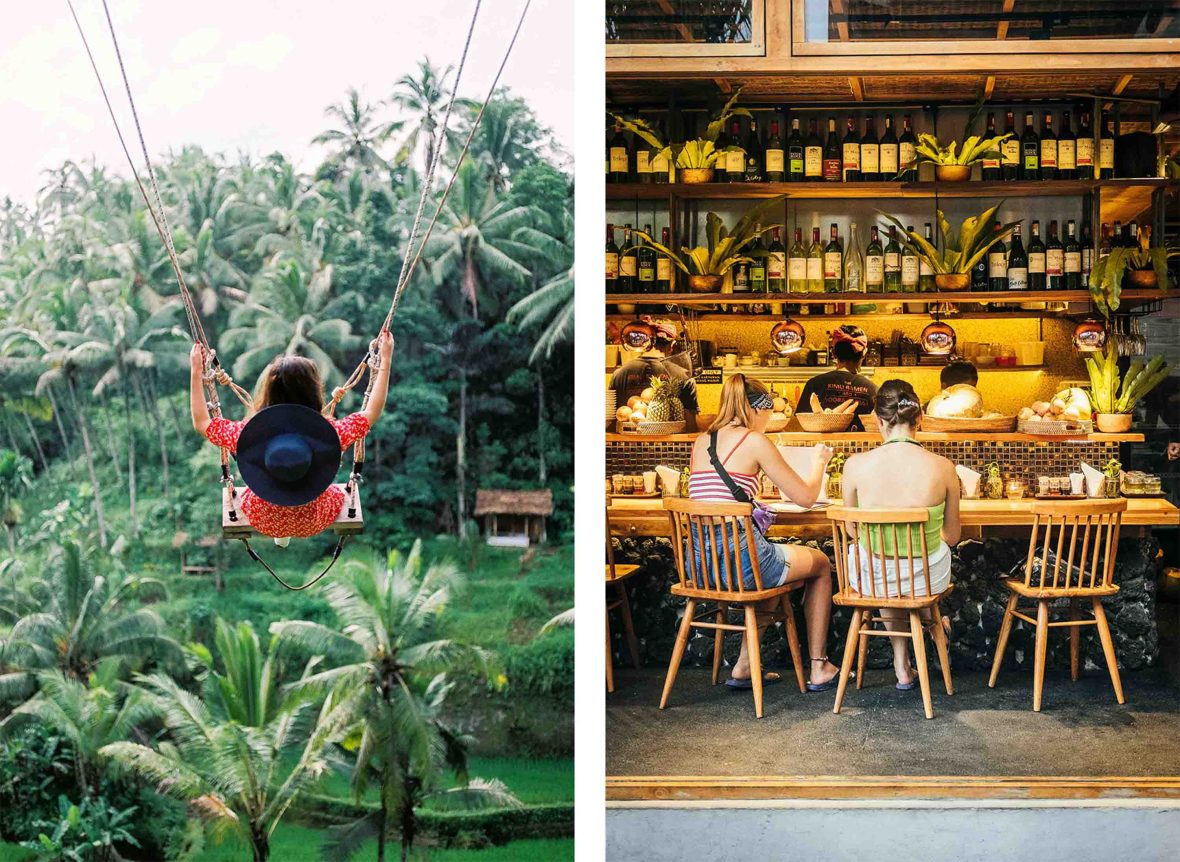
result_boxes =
[823,118,842,182]
[732,261,750,304]
[845,223,864,294]
[1077,112,1095,178]
[1063,219,1082,290]
[769,227,788,292]
[714,121,732,184]
[787,228,806,294]
[804,118,823,180]
[899,114,917,182]
[1111,220,1124,249]
[1099,222,1111,257]
[865,226,884,292]
[1040,112,1058,180]
[842,116,861,182]
[657,227,673,293]
[919,223,936,292]
[749,225,768,292]
[608,122,630,183]
[988,222,1008,290]
[1058,112,1076,180]
[1007,224,1028,291]
[806,226,824,293]
[823,223,843,291]
[971,237,988,291]
[651,120,671,184]
[1001,110,1020,181]
[1027,220,1046,290]
[787,118,805,182]
[744,117,763,182]
[725,120,745,182]
[860,116,880,182]
[637,223,657,293]
[1099,117,1115,178]
[1080,218,1094,283]
[605,223,620,293]
[1046,220,1064,289]
[1021,112,1040,181]
[879,114,899,181]
[981,113,1001,181]
[635,129,653,184]
[765,120,785,182]
[618,224,637,291]
[901,225,919,293]
[883,226,902,292]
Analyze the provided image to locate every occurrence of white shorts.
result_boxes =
[846,541,952,598]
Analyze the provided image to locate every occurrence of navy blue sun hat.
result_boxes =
[236,404,342,506]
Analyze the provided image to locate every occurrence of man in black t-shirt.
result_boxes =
[610,319,699,431]
[795,326,877,428]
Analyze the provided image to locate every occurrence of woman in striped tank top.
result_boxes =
[689,374,841,692]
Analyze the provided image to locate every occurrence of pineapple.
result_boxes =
[645,375,684,423]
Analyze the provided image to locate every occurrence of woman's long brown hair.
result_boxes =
[253,356,325,412]
[708,373,770,432]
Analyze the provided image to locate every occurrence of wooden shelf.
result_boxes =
[605,365,1046,374]
[609,311,1074,321]
[606,178,1178,202]
[606,289,1166,307]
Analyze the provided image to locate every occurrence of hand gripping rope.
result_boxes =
[66,0,532,589]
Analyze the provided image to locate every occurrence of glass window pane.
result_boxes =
[607,1,756,44]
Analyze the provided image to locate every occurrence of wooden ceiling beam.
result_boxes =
[997,0,1016,40]
[984,75,996,99]
[830,0,850,41]
[849,76,864,102]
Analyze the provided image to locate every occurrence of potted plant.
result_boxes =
[1102,458,1122,498]
[984,461,1003,500]
[1084,334,1172,433]
[635,196,784,292]
[1088,225,1175,317]
[880,203,1018,290]
[825,451,846,500]
[913,132,1010,182]
[614,89,750,184]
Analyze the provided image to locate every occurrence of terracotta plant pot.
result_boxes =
[934,273,971,291]
[1126,268,1158,289]
[1095,413,1133,433]
[935,165,972,182]
[686,274,724,292]
[680,168,715,184]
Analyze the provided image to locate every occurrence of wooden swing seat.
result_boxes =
[222,484,365,539]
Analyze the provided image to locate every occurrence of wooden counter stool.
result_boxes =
[988,498,1127,712]
[827,506,955,720]
[606,510,641,693]
[660,499,806,719]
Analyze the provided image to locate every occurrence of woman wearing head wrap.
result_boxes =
[610,316,700,431]
[794,324,877,430]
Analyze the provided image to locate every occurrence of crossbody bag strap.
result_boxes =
[706,430,753,504]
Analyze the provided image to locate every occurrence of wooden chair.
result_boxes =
[828,506,955,720]
[661,498,806,718]
[988,498,1127,712]
[606,509,641,693]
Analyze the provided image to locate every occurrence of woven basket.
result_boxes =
[923,415,1017,433]
[765,414,790,433]
[619,420,687,436]
[1017,418,1094,437]
[796,412,856,433]
[859,413,879,432]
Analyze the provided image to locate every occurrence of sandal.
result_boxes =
[895,666,918,691]
[725,672,782,690]
[804,656,847,693]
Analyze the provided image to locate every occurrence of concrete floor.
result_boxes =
[607,665,1180,777]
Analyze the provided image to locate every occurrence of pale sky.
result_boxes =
[0,0,572,204]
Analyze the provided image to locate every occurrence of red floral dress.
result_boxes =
[205,413,370,539]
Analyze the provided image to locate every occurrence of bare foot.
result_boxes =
[808,659,840,686]
[895,665,916,686]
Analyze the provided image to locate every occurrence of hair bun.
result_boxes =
[875,379,922,427]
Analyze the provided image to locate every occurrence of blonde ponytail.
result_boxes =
[708,373,770,432]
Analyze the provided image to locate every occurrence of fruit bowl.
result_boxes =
[796,412,856,433]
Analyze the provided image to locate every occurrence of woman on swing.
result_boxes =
[189,331,394,541]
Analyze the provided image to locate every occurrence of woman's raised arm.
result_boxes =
[754,436,832,509]
[189,343,211,437]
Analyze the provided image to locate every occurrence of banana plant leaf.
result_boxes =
[613,115,665,150]
[703,88,751,142]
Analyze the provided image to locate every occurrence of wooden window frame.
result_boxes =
[605,0,766,58]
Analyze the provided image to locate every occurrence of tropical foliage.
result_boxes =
[636,196,785,277]
[880,204,1019,275]
[1084,335,1172,415]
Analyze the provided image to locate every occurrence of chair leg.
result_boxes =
[909,610,934,719]
[618,583,641,670]
[605,607,615,694]
[711,602,728,686]
[781,595,806,693]
[1092,597,1125,705]
[1068,598,1080,682]
[931,604,954,696]
[659,599,695,710]
[833,607,863,714]
[988,592,1019,688]
[744,604,765,718]
[855,609,870,690]
[1033,600,1050,712]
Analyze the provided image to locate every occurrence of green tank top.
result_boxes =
[859,438,946,557]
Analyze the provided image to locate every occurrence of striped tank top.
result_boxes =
[688,430,760,502]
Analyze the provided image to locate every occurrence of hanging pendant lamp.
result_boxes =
[770,318,806,355]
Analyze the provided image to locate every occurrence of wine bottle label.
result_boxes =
[1064,251,1081,273]
[639,264,655,281]
[1077,137,1094,168]
[982,154,1000,169]
[765,149,785,173]
[620,255,637,277]
[652,152,670,173]
[726,149,745,173]
[880,144,899,176]
[1082,248,1093,275]
[1008,267,1028,290]
[786,256,804,280]
[1041,140,1057,168]
[806,257,822,281]
[823,252,842,279]
[1001,139,1020,166]
[657,257,672,280]
[861,144,879,174]
[789,148,804,174]
[899,142,916,172]
[1028,252,1046,274]
[884,252,900,272]
[919,258,933,276]
[636,151,651,174]
[610,148,628,173]
[1022,142,1039,170]
[842,143,860,171]
[823,158,841,179]
[1046,249,1063,275]
[804,147,822,176]
[1099,139,1114,169]
[901,256,919,285]
[1058,140,1076,170]
[769,252,787,279]
[988,251,1006,278]
[605,252,619,279]
[866,255,883,283]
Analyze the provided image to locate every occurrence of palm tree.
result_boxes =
[313,88,393,177]
[463,93,547,190]
[0,448,32,554]
[271,543,516,862]
[388,60,459,172]
[102,619,356,862]
[506,206,574,364]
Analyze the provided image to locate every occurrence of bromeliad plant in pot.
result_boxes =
[913,132,1011,182]
[1088,225,1175,317]
[880,203,1019,290]
[1084,333,1172,433]
[635,196,785,292]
